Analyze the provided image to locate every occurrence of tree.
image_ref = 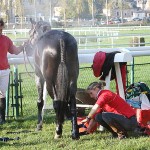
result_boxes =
[75,0,83,25]
[59,0,67,27]
[0,0,8,21]
[12,0,24,28]
[0,0,14,24]
[49,0,59,23]
[95,0,106,13]
[87,0,97,25]
[59,0,77,27]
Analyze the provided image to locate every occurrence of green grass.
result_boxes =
[1,61,150,150]
[0,117,150,150]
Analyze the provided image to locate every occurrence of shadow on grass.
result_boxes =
[0,112,57,132]
[0,142,11,147]
[7,111,56,123]
[0,140,45,148]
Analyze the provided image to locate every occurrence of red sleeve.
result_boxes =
[7,37,19,54]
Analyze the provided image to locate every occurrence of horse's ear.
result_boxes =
[30,18,36,25]
[40,17,43,21]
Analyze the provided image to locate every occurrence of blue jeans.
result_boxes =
[95,112,138,132]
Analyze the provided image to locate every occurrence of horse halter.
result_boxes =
[25,25,38,56]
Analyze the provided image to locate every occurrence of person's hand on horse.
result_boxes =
[20,41,28,53]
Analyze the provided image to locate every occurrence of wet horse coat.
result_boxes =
[26,20,79,139]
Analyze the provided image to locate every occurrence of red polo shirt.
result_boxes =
[0,35,19,70]
[96,90,136,118]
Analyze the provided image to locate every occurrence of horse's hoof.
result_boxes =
[35,128,42,131]
[54,133,62,139]
[36,124,42,131]
[72,134,80,140]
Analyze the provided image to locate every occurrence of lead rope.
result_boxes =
[23,46,35,78]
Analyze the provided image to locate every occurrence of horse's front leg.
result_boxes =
[35,75,45,131]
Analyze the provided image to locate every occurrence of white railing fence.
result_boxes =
[4,26,150,49]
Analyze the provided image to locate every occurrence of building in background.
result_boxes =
[0,0,61,24]
[1,0,150,26]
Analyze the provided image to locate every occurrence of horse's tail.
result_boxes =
[57,39,68,100]
[54,39,68,124]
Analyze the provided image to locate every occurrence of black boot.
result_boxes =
[0,98,6,124]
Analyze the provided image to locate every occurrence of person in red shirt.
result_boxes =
[82,81,138,139]
[0,18,25,124]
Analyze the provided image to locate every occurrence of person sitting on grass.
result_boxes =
[82,81,138,140]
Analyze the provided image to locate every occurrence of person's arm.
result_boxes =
[8,37,27,55]
[81,104,99,123]
[10,44,24,55]
[86,118,98,133]
[87,104,99,119]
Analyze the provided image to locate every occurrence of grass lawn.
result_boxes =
[1,61,150,150]
[0,112,150,150]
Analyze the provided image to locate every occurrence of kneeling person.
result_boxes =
[82,82,138,139]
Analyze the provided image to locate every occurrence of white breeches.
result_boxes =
[0,69,10,98]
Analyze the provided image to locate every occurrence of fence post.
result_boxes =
[19,73,23,116]
[131,57,134,84]
[13,65,19,118]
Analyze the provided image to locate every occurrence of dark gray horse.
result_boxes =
[25,19,79,139]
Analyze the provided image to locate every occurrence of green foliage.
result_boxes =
[108,0,130,9]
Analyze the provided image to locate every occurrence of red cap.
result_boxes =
[92,51,106,77]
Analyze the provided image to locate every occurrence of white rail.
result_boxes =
[11,34,150,49]
[3,26,150,34]
[8,46,150,65]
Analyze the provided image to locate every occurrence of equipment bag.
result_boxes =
[136,109,150,127]
[77,117,99,135]
[125,82,150,109]
[126,82,150,99]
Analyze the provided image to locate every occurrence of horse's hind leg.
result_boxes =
[54,124,63,139]
[35,75,45,131]
[53,100,65,139]
[70,82,80,140]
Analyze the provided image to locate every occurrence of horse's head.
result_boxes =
[25,18,51,56]
[29,18,51,45]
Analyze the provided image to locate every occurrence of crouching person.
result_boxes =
[82,82,138,139]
